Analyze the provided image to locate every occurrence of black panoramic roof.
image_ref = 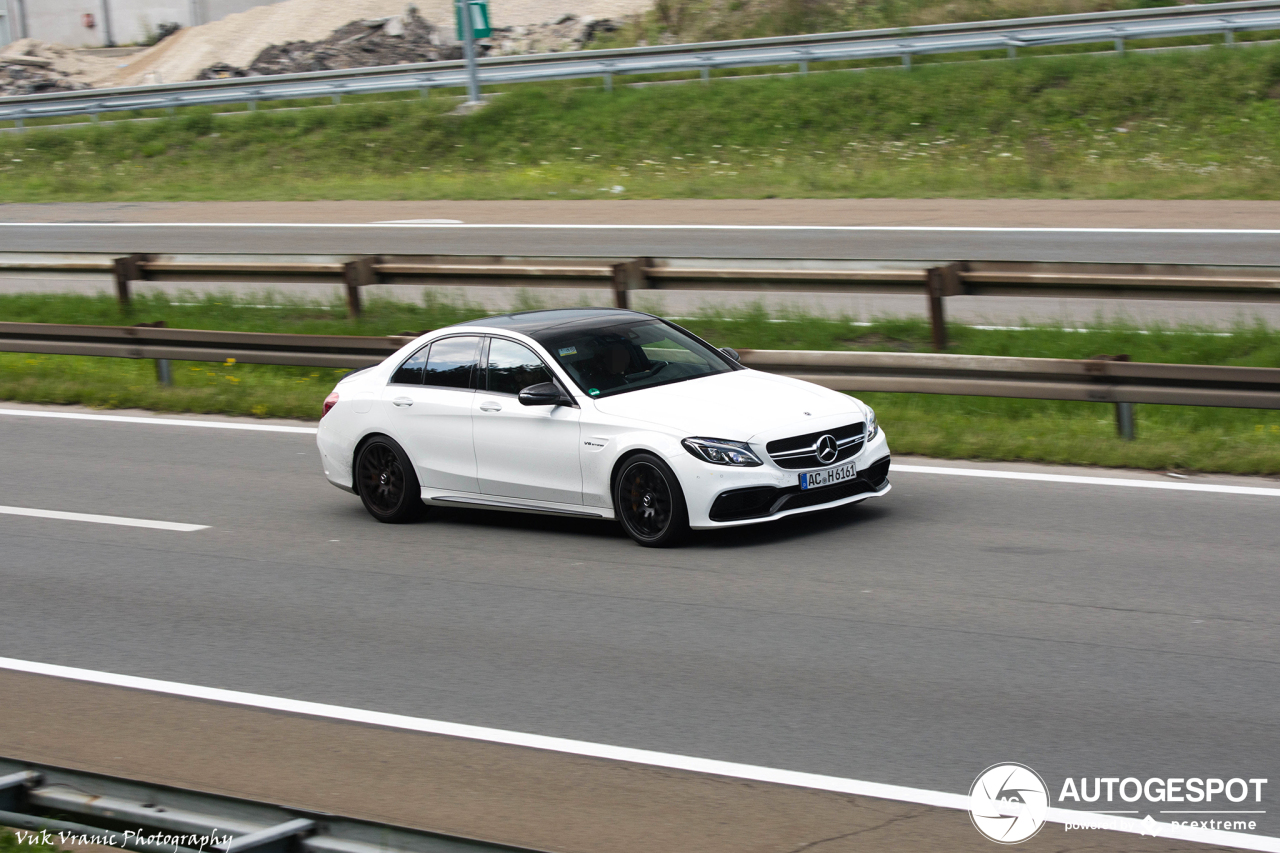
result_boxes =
[457,308,652,335]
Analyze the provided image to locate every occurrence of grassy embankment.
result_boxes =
[4,43,1280,201]
[2,292,1279,475]
[595,0,1183,45]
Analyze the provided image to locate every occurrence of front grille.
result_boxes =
[765,422,865,470]
[708,454,891,522]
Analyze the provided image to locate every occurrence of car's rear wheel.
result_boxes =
[614,453,689,547]
[356,437,424,523]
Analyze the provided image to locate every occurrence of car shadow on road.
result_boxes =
[689,501,893,550]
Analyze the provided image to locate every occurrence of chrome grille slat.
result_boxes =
[765,421,866,470]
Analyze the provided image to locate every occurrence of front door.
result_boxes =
[381,335,482,493]
[472,337,582,504]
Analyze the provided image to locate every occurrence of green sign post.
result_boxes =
[454,0,488,105]
[455,0,491,39]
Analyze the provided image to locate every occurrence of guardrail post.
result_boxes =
[155,358,173,385]
[902,53,912,69]
[14,118,23,131]
[1116,401,1135,440]
[798,61,808,74]
[700,67,710,83]
[1224,29,1235,44]
[342,256,377,318]
[925,263,961,351]
[113,254,148,309]
[604,73,613,92]
[611,258,650,309]
[1114,38,1125,54]
[1007,45,1017,58]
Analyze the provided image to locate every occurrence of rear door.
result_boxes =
[381,335,482,493]
[472,337,583,504]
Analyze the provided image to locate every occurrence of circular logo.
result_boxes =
[815,434,839,464]
[969,763,1049,844]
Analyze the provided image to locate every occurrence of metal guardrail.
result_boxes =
[4,251,1280,350]
[0,757,548,853]
[3,1,1280,122]
[1,322,1277,412]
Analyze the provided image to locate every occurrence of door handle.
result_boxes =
[479,401,502,412]
[392,397,414,408]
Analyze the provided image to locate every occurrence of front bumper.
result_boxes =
[677,429,892,529]
[709,455,890,522]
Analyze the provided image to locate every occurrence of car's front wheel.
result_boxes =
[355,436,424,523]
[614,453,689,547]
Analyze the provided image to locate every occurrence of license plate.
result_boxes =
[800,461,857,490]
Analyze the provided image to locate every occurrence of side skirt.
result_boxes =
[421,489,615,520]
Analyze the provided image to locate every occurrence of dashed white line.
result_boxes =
[0,408,317,434]
[894,464,1280,497]
[0,656,1277,851]
[0,505,207,531]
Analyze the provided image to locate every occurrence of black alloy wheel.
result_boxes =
[355,437,424,523]
[614,453,689,547]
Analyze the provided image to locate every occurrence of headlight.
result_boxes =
[681,437,763,467]
[865,408,878,441]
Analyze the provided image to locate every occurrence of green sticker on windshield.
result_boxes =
[559,346,578,356]
[588,388,600,396]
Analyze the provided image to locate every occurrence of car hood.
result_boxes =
[589,369,863,441]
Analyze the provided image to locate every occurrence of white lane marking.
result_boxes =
[372,218,464,224]
[4,222,1280,234]
[0,506,207,531]
[895,464,1280,497]
[1,657,1277,852]
[0,408,317,434]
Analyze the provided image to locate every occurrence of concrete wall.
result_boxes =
[6,0,282,48]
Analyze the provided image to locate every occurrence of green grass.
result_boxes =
[2,292,1280,474]
[6,43,1280,201]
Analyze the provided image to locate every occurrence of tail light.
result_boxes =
[322,391,339,417]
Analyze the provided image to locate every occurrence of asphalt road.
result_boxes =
[2,221,1280,265]
[1,405,1278,828]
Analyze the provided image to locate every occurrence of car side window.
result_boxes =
[390,345,428,385]
[423,336,481,390]
[487,338,554,396]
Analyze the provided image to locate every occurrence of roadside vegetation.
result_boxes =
[2,292,1278,475]
[5,41,1280,201]
[595,0,1187,45]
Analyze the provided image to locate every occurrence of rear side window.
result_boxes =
[390,346,428,385]
[486,338,554,396]
[423,336,481,389]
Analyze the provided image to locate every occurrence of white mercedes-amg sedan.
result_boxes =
[317,308,890,546]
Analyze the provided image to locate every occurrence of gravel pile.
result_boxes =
[98,0,654,87]
[0,39,119,95]
[197,8,460,80]
[488,15,621,56]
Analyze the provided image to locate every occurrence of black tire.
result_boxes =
[613,453,689,547]
[355,436,424,524]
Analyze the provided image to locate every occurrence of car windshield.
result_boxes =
[533,318,734,399]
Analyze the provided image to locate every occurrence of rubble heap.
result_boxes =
[0,38,117,96]
[197,7,460,79]
[487,14,620,56]
[195,10,622,80]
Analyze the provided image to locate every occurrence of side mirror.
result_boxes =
[720,347,740,362]
[518,382,571,406]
